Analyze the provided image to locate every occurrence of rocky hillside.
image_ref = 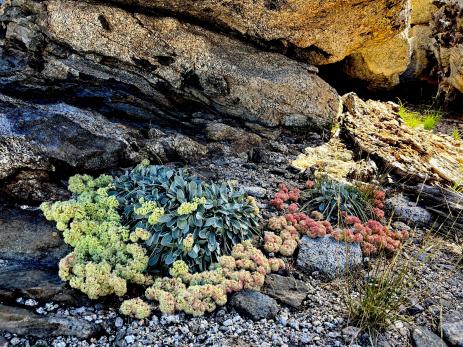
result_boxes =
[0,0,462,346]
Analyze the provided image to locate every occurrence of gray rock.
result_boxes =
[442,311,463,347]
[230,290,279,321]
[243,186,267,198]
[412,327,447,347]
[0,206,68,266]
[385,194,432,227]
[262,274,311,308]
[296,236,362,279]
[0,206,84,305]
[0,304,102,338]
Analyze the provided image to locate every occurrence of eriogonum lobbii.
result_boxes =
[144,241,285,316]
[41,174,152,300]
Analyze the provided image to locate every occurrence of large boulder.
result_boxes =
[102,0,409,67]
[2,0,340,131]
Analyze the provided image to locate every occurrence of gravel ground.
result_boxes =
[3,231,462,347]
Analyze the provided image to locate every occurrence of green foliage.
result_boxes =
[40,174,152,300]
[301,178,375,224]
[453,128,461,141]
[111,162,261,273]
[344,254,412,335]
[398,103,441,130]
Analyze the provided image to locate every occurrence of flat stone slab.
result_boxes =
[230,290,279,321]
[0,304,102,338]
[262,274,312,308]
[412,326,448,347]
[442,311,463,347]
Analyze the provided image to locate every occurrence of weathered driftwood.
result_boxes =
[342,93,463,187]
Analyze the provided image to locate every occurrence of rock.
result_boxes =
[0,206,84,305]
[0,206,68,266]
[411,327,448,347]
[430,0,463,96]
[406,25,433,80]
[101,0,409,67]
[342,326,361,342]
[385,194,433,227]
[411,0,437,25]
[2,0,340,131]
[296,236,362,279]
[343,32,411,90]
[0,94,142,201]
[230,290,279,321]
[243,187,267,199]
[0,266,83,305]
[0,304,102,338]
[449,45,463,94]
[342,93,463,186]
[442,311,463,347]
[206,123,262,154]
[262,274,311,308]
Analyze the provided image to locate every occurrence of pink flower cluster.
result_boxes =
[265,182,409,257]
[265,214,335,256]
[270,183,301,211]
[331,215,409,255]
[372,189,386,219]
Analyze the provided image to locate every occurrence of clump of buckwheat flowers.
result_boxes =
[144,241,285,316]
[120,298,152,319]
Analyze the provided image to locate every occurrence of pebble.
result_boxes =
[115,317,124,328]
[124,335,135,344]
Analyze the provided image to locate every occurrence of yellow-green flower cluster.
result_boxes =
[246,196,260,215]
[169,260,189,278]
[182,234,194,252]
[177,197,207,215]
[144,241,285,316]
[41,174,152,300]
[134,199,165,225]
[120,298,152,319]
[130,228,151,243]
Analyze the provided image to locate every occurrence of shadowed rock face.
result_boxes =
[0,0,340,201]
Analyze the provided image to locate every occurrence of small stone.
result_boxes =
[342,326,361,342]
[223,319,233,327]
[24,299,38,307]
[442,311,463,346]
[124,335,135,344]
[115,317,124,328]
[9,337,21,346]
[243,186,267,198]
[411,327,448,347]
[278,315,288,326]
[300,334,312,344]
